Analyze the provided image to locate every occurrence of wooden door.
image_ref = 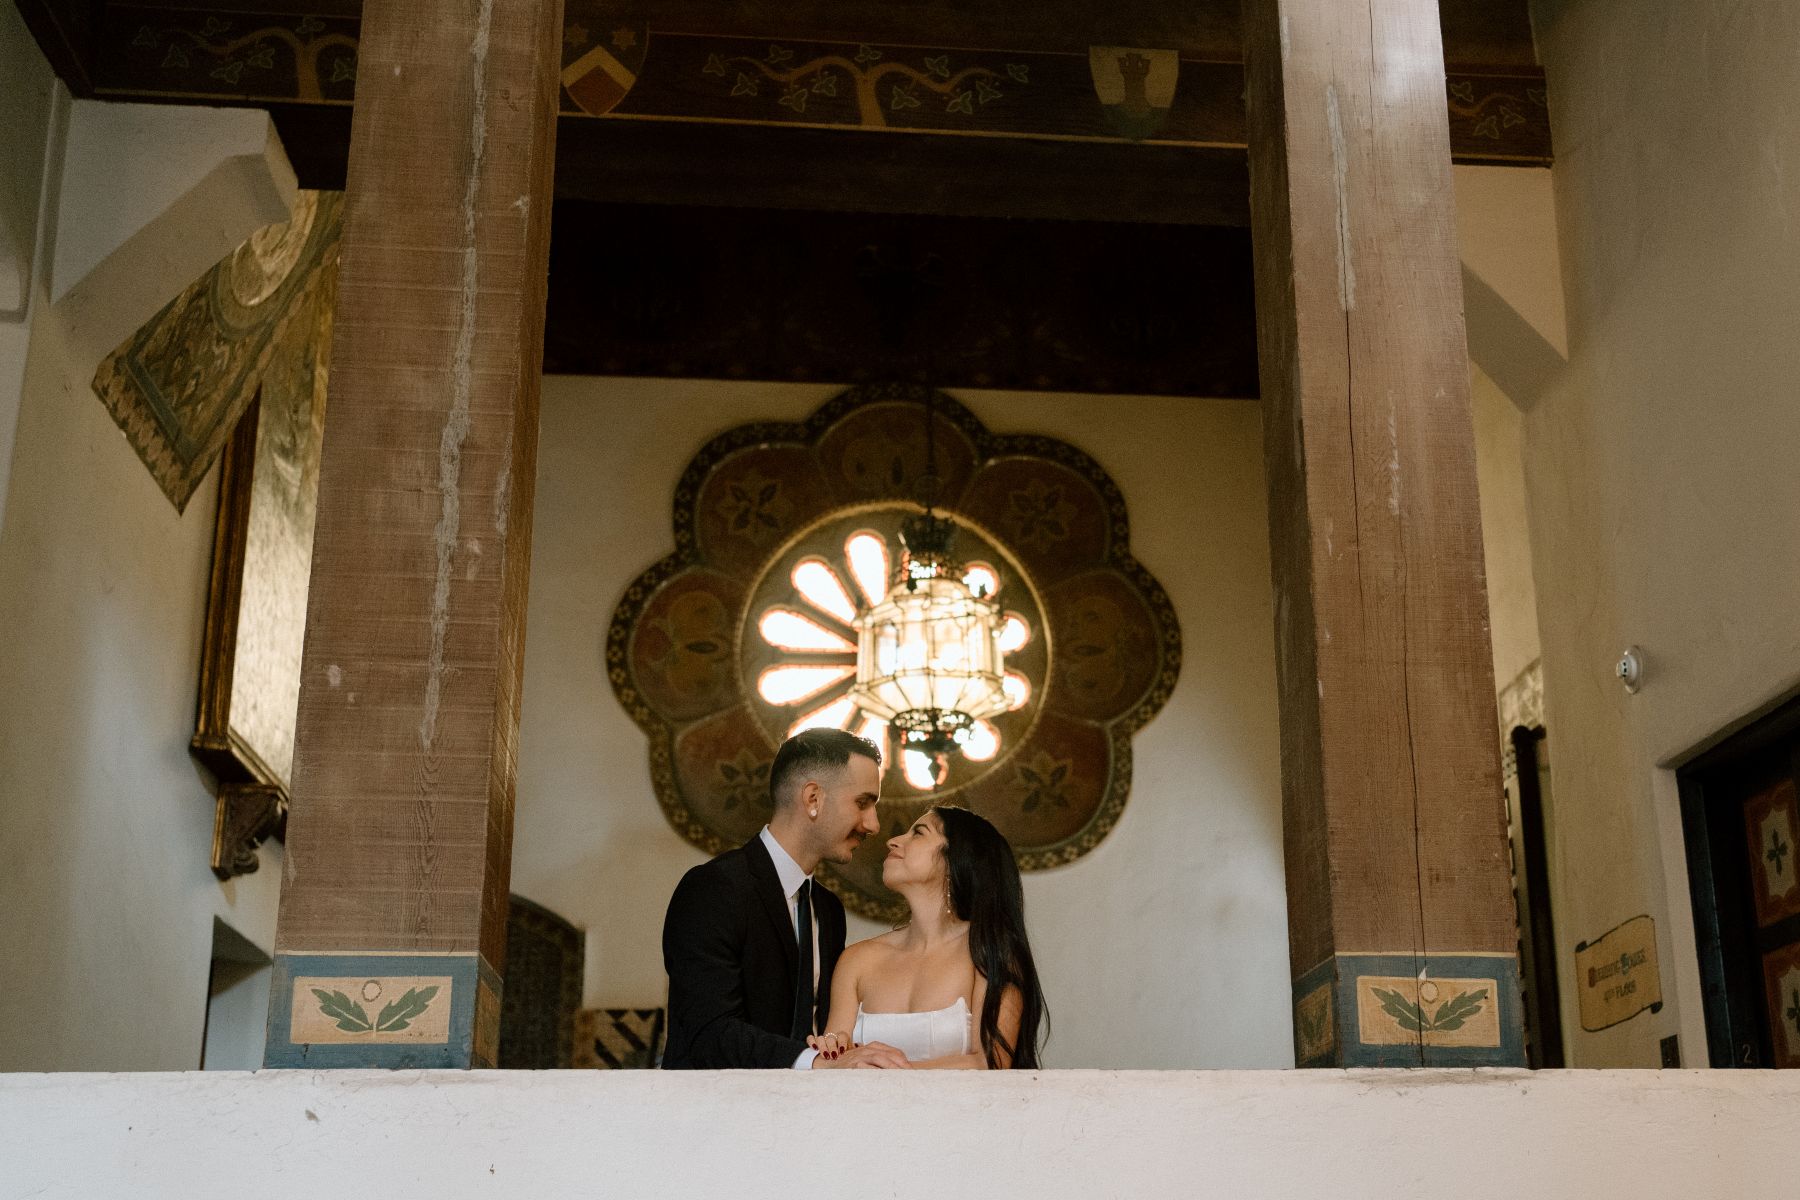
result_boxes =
[1510,726,1565,1067]
[1680,701,1800,1068]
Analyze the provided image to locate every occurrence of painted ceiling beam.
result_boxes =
[88,0,1543,67]
[17,0,1549,224]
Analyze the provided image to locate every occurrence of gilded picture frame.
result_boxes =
[182,198,340,879]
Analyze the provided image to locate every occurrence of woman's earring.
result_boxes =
[943,880,954,916]
[809,808,818,818]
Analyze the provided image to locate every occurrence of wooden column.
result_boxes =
[265,0,562,1068]
[1244,0,1524,1066]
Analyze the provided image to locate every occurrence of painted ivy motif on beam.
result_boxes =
[310,985,441,1034]
[1371,986,1490,1033]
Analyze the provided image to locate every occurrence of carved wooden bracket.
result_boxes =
[211,782,287,881]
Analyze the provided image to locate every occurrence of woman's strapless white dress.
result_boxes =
[852,996,971,1062]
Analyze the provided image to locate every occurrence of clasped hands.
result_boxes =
[807,1031,909,1069]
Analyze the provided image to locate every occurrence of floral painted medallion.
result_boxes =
[608,384,1180,920]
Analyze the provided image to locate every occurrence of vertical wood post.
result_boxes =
[265,0,563,1068]
[1243,0,1525,1066]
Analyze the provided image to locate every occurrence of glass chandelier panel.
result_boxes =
[846,513,1011,777]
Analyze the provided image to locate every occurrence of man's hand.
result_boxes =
[811,1041,910,1069]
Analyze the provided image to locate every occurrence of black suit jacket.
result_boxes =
[661,836,846,1069]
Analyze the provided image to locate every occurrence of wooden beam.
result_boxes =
[241,113,1262,395]
[542,201,1259,396]
[1244,0,1524,1067]
[91,2,1551,183]
[264,106,1254,225]
[100,0,1539,65]
[549,120,1254,225]
[11,0,97,94]
[265,0,562,1068]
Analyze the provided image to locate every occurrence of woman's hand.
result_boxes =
[807,1031,849,1061]
[810,1040,911,1069]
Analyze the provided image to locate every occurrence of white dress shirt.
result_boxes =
[759,826,822,1070]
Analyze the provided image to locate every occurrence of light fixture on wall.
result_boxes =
[1616,645,1643,694]
[845,392,1011,786]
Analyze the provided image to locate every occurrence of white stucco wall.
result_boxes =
[0,5,60,320]
[7,1068,1799,1199]
[48,102,293,309]
[1522,0,1800,1064]
[1453,163,1557,700]
[511,379,1292,1069]
[0,274,286,1070]
[1470,363,1542,695]
[0,3,66,541]
[0,81,293,1069]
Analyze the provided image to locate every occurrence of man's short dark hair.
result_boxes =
[769,728,882,809]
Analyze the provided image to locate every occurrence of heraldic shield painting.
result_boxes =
[608,385,1180,919]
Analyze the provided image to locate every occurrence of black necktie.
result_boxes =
[792,879,815,1040]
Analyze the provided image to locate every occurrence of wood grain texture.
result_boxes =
[1244,0,1519,1065]
[191,401,260,782]
[274,0,563,1010]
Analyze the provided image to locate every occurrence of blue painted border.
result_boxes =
[1292,953,1526,1068]
[265,953,492,1069]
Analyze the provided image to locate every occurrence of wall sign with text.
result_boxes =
[1574,914,1663,1032]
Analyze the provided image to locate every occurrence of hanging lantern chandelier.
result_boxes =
[845,395,1011,786]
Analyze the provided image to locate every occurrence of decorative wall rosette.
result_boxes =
[608,384,1180,919]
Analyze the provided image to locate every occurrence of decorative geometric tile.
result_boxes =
[1744,779,1800,928]
[573,1007,666,1069]
[1293,980,1334,1065]
[499,896,584,1069]
[1760,940,1800,1069]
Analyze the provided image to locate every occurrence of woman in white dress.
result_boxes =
[810,806,1045,1069]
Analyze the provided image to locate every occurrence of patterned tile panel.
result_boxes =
[266,952,496,1068]
[1293,952,1524,1067]
[574,1008,667,1069]
[1761,940,1800,1069]
[1744,779,1800,928]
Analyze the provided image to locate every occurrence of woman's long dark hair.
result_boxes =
[933,805,1046,1068]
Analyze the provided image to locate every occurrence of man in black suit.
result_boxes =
[662,728,907,1069]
